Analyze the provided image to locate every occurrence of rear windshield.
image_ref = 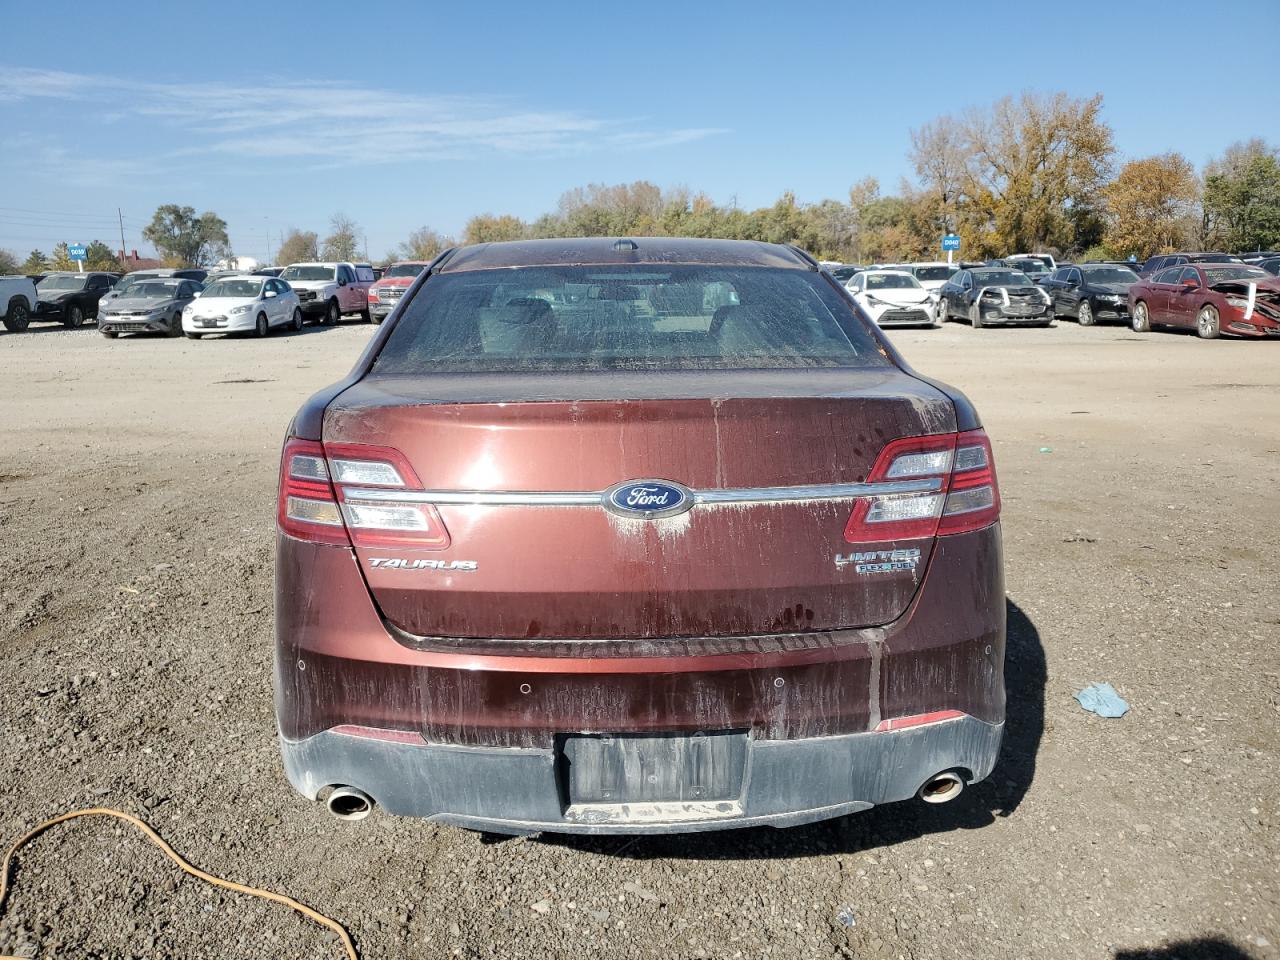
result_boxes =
[1191,255,1239,264]
[375,266,887,373]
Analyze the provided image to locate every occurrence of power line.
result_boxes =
[0,233,117,244]
[0,206,139,223]
[0,218,143,232]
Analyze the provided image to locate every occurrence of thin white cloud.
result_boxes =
[0,66,726,168]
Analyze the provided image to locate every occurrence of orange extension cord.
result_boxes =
[0,808,358,960]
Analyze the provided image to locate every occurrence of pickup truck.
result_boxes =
[278,262,373,325]
[0,275,38,332]
[367,260,429,323]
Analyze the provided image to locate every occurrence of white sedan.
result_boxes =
[846,270,938,328]
[182,275,302,339]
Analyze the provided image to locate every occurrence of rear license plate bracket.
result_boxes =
[558,730,748,806]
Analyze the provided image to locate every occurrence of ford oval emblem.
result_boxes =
[603,479,693,520]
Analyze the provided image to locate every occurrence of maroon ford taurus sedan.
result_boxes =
[275,237,1006,834]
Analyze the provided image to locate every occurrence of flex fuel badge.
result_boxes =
[835,548,921,575]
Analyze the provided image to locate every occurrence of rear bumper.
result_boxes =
[274,524,1006,831]
[280,715,1002,834]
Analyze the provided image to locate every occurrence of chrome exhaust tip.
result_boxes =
[918,771,965,804]
[325,785,374,821]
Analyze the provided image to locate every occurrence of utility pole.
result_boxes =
[117,208,127,266]
[265,219,272,265]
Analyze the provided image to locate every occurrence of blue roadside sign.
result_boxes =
[68,243,87,261]
[941,234,961,252]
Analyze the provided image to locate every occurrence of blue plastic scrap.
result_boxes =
[1074,682,1130,718]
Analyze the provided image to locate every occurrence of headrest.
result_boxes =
[500,297,554,325]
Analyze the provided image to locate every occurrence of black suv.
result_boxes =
[33,272,120,327]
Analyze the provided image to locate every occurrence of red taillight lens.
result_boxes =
[937,430,1000,535]
[368,288,380,302]
[278,438,350,545]
[843,429,1000,543]
[277,439,451,549]
[874,709,966,732]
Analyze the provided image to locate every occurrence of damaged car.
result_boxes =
[936,267,1054,328]
[1129,263,1280,338]
[274,237,1006,834]
[845,269,938,327]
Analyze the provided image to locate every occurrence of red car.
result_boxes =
[275,238,1006,834]
[1129,263,1280,338]
[367,260,430,323]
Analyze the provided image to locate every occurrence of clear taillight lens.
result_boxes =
[276,439,451,548]
[278,439,350,545]
[844,429,1000,543]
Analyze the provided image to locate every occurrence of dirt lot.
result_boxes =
[0,317,1276,960]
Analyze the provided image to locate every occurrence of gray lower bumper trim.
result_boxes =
[280,717,1003,835]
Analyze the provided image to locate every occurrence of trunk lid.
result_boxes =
[323,368,956,640]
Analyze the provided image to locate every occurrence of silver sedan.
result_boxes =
[98,279,203,338]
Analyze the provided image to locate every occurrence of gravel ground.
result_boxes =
[0,318,1276,960]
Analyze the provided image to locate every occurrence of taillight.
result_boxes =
[278,438,349,545]
[843,429,1000,543]
[368,287,380,302]
[936,430,1000,536]
[277,439,450,549]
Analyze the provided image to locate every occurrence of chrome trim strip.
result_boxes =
[342,478,942,507]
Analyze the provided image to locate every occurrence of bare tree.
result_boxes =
[322,213,361,261]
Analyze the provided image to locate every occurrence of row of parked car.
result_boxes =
[7,246,1279,342]
[0,258,434,338]
[825,250,1280,339]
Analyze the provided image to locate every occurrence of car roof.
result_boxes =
[862,269,915,276]
[436,237,814,273]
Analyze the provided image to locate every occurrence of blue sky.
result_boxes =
[2,0,1278,264]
